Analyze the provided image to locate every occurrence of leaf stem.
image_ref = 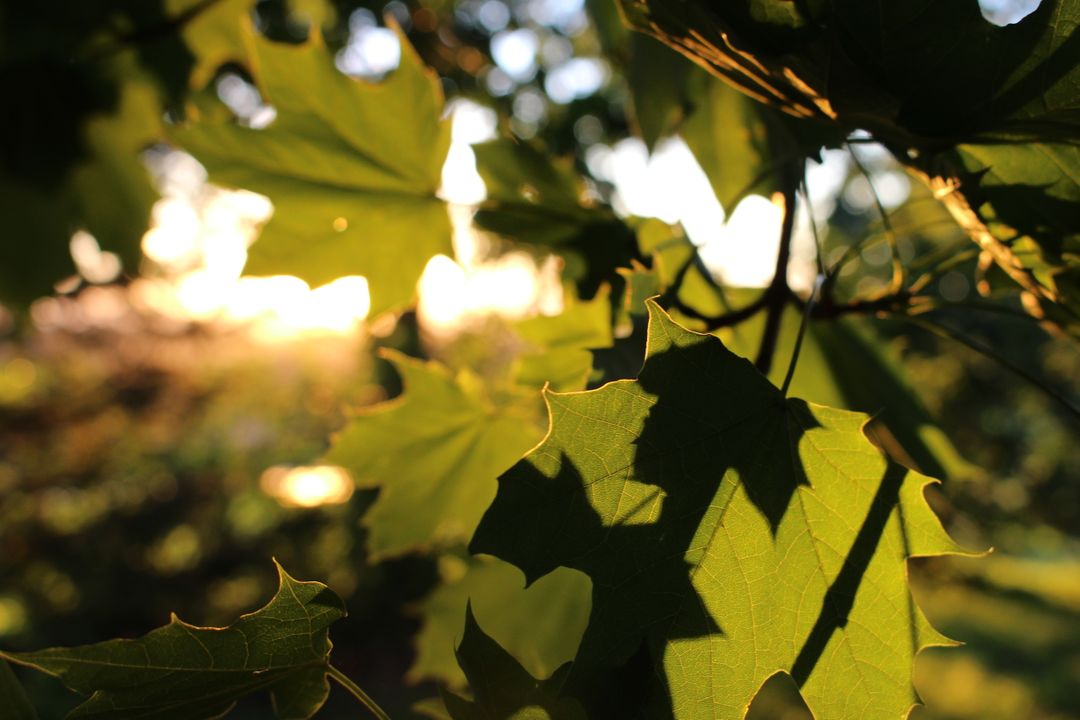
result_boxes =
[328,664,391,720]
[848,144,905,293]
[781,275,823,397]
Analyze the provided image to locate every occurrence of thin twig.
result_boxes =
[898,315,1080,421]
[328,664,392,720]
[848,144,904,293]
[754,165,800,374]
[674,294,769,329]
[801,165,826,278]
[781,275,824,396]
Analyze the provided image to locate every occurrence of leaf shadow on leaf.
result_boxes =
[472,303,957,717]
[789,462,907,687]
[475,334,834,715]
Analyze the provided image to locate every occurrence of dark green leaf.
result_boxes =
[473,139,639,299]
[619,0,1080,332]
[0,659,36,720]
[1,562,346,720]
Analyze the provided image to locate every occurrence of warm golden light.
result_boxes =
[260,465,354,508]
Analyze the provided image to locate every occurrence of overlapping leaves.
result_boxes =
[473,139,639,299]
[443,605,587,720]
[324,350,545,559]
[471,301,971,718]
[410,554,590,689]
[618,0,1080,332]
[1,562,346,720]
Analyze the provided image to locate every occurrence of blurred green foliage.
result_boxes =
[0,0,1077,718]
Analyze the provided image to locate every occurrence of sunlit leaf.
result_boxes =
[710,292,973,480]
[1,562,346,720]
[174,19,452,316]
[472,301,972,718]
[411,553,590,689]
[324,351,544,559]
[443,605,588,720]
[512,289,614,391]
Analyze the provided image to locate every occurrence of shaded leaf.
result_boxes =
[1,562,346,720]
[324,350,544,559]
[625,35,691,151]
[473,139,640,299]
[0,659,36,720]
[472,301,972,719]
[710,292,972,480]
[945,141,1080,328]
[0,47,160,304]
[443,605,588,720]
[0,0,257,305]
[680,72,832,211]
[174,19,452,316]
[619,0,1080,331]
[411,553,590,689]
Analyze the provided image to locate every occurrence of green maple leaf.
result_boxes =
[324,350,545,560]
[512,289,614,392]
[471,300,972,719]
[0,562,346,720]
[443,604,588,720]
[173,18,452,317]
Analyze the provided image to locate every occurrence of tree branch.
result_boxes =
[754,166,800,374]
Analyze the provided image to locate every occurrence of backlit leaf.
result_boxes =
[512,289,614,391]
[1,562,346,720]
[443,605,588,720]
[410,553,590,689]
[472,301,972,719]
[324,350,544,559]
[174,19,452,317]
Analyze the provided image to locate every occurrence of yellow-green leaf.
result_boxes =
[410,553,590,689]
[324,351,544,559]
[472,301,973,719]
[173,19,452,316]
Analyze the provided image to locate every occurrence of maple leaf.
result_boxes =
[174,18,452,317]
[472,300,973,719]
[325,350,544,559]
[1,562,345,720]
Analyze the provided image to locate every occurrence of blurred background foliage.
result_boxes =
[0,0,1077,718]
